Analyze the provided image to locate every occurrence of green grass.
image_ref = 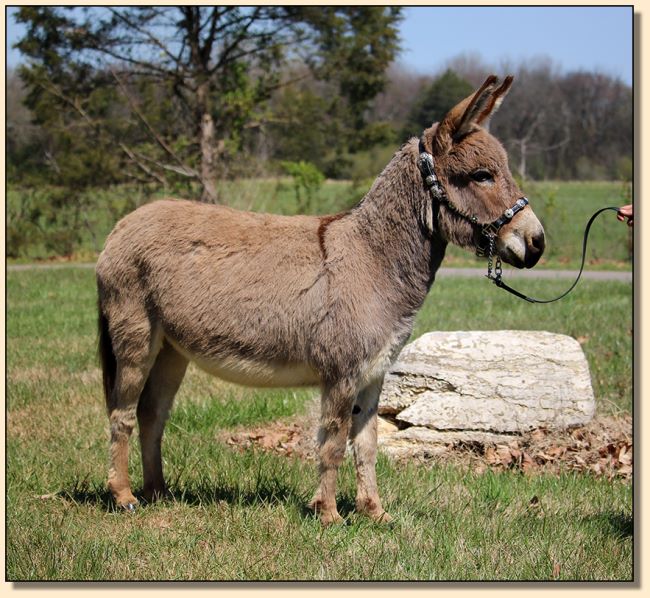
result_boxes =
[444,180,633,269]
[6,267,632,580]
[8,178,632,269]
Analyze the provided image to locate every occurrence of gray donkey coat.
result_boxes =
[97,75,545,524]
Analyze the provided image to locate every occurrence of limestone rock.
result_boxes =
[378,426,516,459]
[377,416,399,436]
[379,330,595,434]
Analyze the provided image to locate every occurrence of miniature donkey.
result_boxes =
[97,75,545,524]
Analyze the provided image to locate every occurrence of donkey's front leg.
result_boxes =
[309,379,356,525]
[350,378,392,523]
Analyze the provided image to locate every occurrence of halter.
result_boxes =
[417,138,623,304]
[417,139,528,274]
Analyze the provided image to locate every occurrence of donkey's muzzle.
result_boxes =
[524,229,545,268]
[496,209,545,269]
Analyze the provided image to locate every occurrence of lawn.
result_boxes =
[7,178,633,270]
[5,266,632,581]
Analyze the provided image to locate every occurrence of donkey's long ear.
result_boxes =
[476,75,513,129]
[434,75,512,153]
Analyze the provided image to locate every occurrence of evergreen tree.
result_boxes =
[401,69,474,140]
[15,6,402,201]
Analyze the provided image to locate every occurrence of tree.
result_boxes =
[401,69,474,140]
[368,63,431,142]
[557,71,632,179]
[6,68,44,183]
[15,6,402,201]
[490,60,570,180]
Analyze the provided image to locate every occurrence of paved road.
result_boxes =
[437,267,632,282]
[7,262,632,282]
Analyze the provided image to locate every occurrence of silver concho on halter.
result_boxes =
[418,152,446,203]
[418,152,438,188]
[504,199,527,220]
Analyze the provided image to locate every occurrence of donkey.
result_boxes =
[97,75,545,525]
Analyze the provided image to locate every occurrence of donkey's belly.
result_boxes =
[167,339,320,388]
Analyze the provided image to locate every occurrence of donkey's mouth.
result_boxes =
[498,241,544,269]
[497,223,545,269]
[499,246,526,269]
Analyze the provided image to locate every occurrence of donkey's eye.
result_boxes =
[470,170,494,183]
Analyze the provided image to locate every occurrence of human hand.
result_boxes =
[617,205,633,226]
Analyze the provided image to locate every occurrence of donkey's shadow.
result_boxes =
[59,479,358,520]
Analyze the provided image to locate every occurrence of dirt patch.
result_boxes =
[225,418,318,461]
[224,411,632,481]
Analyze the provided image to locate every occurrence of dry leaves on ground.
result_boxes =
[225,412,632,480]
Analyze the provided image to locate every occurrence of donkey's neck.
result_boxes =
[350,139,447,314]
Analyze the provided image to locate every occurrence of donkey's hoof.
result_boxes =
[112,500,138,513]
[356,498,393,523]
[320,510,344,526]
[114,494,139,512]
[308,497,344,525]
[368,510,393,524]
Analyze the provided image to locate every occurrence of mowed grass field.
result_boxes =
[6,263,632,581]
[7,178,633,269]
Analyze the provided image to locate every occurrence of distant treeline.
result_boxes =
[7,7,632,200]
[7,61,632,190]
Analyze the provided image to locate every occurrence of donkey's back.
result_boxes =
[97,199,330,388]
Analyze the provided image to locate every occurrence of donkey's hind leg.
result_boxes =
[349,379,392,523]
[137,340,188,503]
[107,321,162,511]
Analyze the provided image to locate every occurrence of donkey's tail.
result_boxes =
[98,302,116,413]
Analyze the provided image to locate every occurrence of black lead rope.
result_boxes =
[487,206,623,303]
[415,142,626,304]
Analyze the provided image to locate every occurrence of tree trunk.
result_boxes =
[197,82,218,202]
[519,139,527,180]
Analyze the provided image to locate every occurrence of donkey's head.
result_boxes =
[421,75,545,269]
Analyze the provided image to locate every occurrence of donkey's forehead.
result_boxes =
[445,130,508,169]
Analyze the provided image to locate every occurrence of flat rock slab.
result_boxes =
[377,426,516,459]
[379,330,595,435]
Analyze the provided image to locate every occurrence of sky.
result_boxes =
[5,5,633,85]
[398,6,633,84]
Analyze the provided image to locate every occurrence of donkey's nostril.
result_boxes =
[531,231,545,254]
[524,231,545,268]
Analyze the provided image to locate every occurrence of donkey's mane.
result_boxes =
[354,136,423,220]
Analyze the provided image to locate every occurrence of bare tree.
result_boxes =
[369,62,431,133]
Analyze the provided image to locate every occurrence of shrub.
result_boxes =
[280,160,325,213]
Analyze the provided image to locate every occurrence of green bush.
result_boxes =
[280,160,325,213]
[6,188,86,258]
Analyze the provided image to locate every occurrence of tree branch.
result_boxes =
[110,67,199,180]
[118,143,168,186]
[107,8,180,66]
[129,150,198,177]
